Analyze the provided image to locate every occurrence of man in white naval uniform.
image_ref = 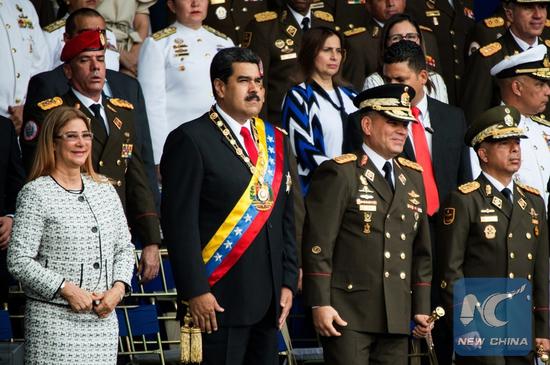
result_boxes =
[42,0,120,71]
[0,0,50,131]
[138,0,233,166]
[470,45,550,205]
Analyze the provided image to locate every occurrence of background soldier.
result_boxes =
[438,105,550,364]
[302,83,432,365]
[21,29,161,282]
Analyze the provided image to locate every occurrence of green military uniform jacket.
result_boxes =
[302,153,432,335]
[21,91,161,245]
[406,0,475,105]
[243,8,334,123]
[437,174,549,340]
[460,30,550,123]
[319,0,369,32]
[342,17,441,92]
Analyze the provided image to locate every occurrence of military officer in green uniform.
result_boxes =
[203,0,278,45]
[20,29,161,281]
[321,0,369,33]
[437,105,550,364]
[342,0,442,92]
[243,0,334,123]
[302,83,433,365]
[460,0,550,123]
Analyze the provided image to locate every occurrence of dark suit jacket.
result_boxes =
[402,97,472,206]
[160,111,298,326]
[0,116,25,301]
[23,65,160,211]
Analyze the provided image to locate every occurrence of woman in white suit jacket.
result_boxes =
[8,106,135,365]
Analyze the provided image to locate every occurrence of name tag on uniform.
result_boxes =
[210,0,225,4]
[480,215,498,223]
[359,205,376,212]
[281,53,297,61]
[426,10,440,17]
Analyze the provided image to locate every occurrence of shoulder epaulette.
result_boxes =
[517,183,541,196]
[545,39,550,48]
[203,25,228,40]
[483,17,504,28]
[275,126,288,136]
[109,98,134,110]
[313,10,334,23]
[458,181,480,194]
[333,154,357,164]
[343,27,366,37]
[254,11,277,22]
[531,114,550,127]
[151,27,176,41]
[546,19,550,27]
[43,19,65,33]
[479,42,502,57]
[37,96,63,111]
[419,25,433,32]
[397,157,423,172]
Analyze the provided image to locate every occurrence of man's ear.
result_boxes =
[477,145,489,164]
[360,114,372,137]
[213,78,225,100]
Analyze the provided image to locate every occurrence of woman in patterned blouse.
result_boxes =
[7,106,135,364]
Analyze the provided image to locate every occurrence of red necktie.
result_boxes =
[411,106,439,216]
[240,126,258,165]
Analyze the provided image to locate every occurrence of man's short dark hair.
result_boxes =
[210,47,262,98]
[383,40,427,73]
[66,8,104,38]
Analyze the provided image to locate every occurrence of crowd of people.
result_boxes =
[1,0,550,364]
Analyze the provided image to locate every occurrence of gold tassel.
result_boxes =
[180,309,202,364]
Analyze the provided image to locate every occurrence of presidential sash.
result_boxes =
[202,114,284,287]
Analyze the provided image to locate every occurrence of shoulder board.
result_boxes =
[545,39,550,48]
[483,17,504,28]
[344,27,366,37]
[517,183,541,196]
[254,11,277,22]
[419,25,433,32]
[109,98,134,110]
[397,157,423,172]
[458,181,480,194]
[531,114,550,127]
[151,27,176,41]
[43,19,65,33]
[546,19,550,27]
[313,10,334,23]
[275,126,288,136]
[203,25,228,40]
[479,42,502,57]
[37,96,63,111]
[333,153,357,164]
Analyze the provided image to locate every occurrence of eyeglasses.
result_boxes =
[388,32,420,44]
[55,131,94,142]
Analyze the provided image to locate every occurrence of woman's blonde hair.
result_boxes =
[28,106,101,182]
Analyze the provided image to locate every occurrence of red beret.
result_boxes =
[60,29,106,62]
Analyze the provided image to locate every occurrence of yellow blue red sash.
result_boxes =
[202,119,284,287]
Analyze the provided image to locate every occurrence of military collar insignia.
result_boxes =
[286,25,297,38]
[492,196,503,209]
[485,184,492,196]
[517,197,527,210]
[398,173,406,186]
[365,169,375,182]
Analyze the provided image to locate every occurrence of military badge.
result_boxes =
[23,120,38,141]
[491,196,502,209]
[112,117,123,130]
[99,32,106,47]
[106,103,117,113]
[485,184,492,195]
[360,155,368,167]
[215,6,227,20]
[311,245,322,254]
[398,174,406,185]
[250,182,274,211]
[517,198,527,210]
[121,143,133,159]
[286,25,297,37]
[443,208,455,225]
[285,172,292,193]
[17,14,34,29]
[484,225,496,239]
[504,113,513,126]
[363,223,371,234]
[365,169,375,182]
[275,39,285,49]
[534,225,540,237]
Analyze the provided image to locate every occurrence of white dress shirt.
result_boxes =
[0,0,51,117]
[287,5,311,29]
[138,22,234,164]
[72,88,109,133]
[510,29,538,51]
[362,143,394,187]
[216,103,254,152]
[482,171,514,202]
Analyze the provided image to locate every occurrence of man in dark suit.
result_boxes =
[21,29,161,283]
[0,116,25,304]
[438,105,550,364]
[382,40,471,365]
[460,0,550,122]
[243,0,334,123]
[160,47,298,365]
[23,8,159,212]
[302,84,433,365]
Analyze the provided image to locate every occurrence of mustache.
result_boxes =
[245,93,260,102]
